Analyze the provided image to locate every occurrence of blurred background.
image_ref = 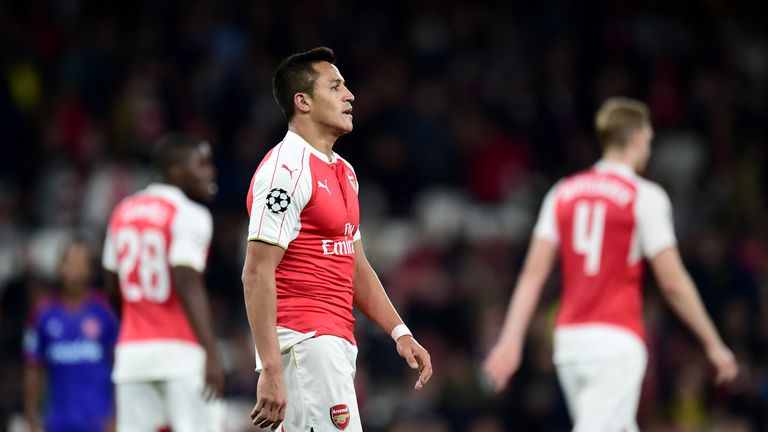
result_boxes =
[0,0,766,430]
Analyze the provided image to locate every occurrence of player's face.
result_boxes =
[308,61,355,136]
[59,243,92,291]
[633,123,654,172]
[180,142,217,203]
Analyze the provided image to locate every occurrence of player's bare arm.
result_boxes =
[484,236,558,392]
[242,240,287,429]
[649,246,739,384]
[23,364,44,432]
[173,267,225,399]
[352,240,433,390]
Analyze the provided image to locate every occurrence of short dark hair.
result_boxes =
[272,46,336,121]
[151,133,200,175]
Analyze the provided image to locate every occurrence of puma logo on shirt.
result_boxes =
[281,164,298,179]
[318,180,331,195]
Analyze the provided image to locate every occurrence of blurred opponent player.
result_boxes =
[242,47,432,431]
[484,97,738,431]
[102,134,225,432]
[23,238,118,432]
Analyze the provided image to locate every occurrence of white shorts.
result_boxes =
[278,335,361,432]
[554,325,648,432]
[116,374,225,432]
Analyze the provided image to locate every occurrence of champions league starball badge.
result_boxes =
[266,188,291,214]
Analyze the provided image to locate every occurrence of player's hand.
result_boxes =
[252,368,287,430]
[396,335,433,390]
[706,343,738,385]
[483,342,522,392]
[203,356,225,401]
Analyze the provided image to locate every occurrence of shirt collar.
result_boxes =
[594,160,636,179]
[284,130,337,163]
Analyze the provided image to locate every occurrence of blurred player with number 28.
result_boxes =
[102,134,225,432]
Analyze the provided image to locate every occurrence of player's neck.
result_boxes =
[60,286,88,308]
[601,151,638,173]
[288,123,337,161]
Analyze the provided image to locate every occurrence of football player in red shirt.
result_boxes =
[242,47,432,431]
[484,97,737,431]
[103,134,225,431]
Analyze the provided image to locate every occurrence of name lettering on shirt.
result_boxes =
[120,201,172,225]
[322,223,357,255]
[559,176,633,208]
[47,340,104,364]
[321,238,356,256]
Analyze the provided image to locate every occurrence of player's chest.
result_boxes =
[301,161,360,237]
[43,312,106,363]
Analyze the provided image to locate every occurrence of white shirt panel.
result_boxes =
[102,226,117,271]
[248,135,313,249]
[254,326,317,372]
[112,339,205,382]
[533,184,559,245]
[588,160,676,260]
[635,179,677,259]
[168,200,212,272]
[553,324,646,364]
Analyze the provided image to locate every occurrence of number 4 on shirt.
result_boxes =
[572,200,606,276]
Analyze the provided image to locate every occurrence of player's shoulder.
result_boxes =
[109,190,141,220]
[259,133,307,167]
[85,291,118,323]
[109,185,168,219]
[28,294,59,324]
[143,183,211,220]
[179,193,212,218]
[635,176,670,203]
[86,290,113,310]
[556,167,596,190]
[171,198,212,234]
[250,132,317,198]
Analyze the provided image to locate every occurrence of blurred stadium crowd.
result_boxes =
[0,0,766,431]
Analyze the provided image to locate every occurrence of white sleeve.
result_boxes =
[102,226,117,271]
[533,184,559,245]
[247,146,311,249]
[636,181,677,259]
[169,203,212,272]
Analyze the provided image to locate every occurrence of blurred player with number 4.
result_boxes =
[102,134,225,432]
[484,97,738,432]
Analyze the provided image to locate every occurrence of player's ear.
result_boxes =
[294,93,311,114]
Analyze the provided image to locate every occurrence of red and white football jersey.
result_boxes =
[534,161,676,342]
[247,131,361,352]
[103,183,212,382]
